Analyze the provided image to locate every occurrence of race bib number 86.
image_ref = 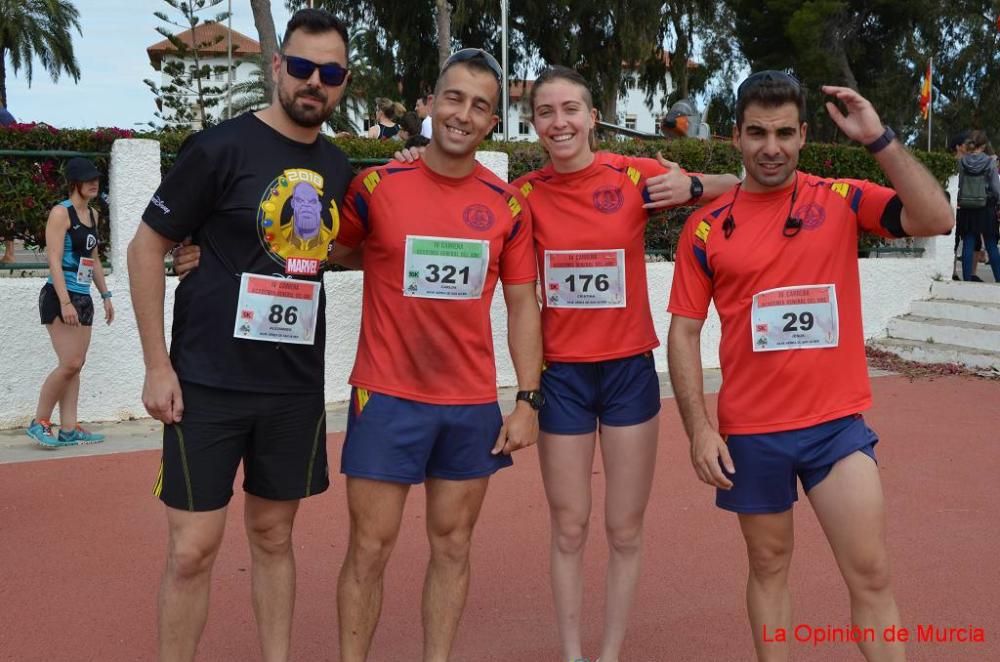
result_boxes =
[234,273,321,345]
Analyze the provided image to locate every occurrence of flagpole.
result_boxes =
[501,0,509,142]
[927,57,932,151]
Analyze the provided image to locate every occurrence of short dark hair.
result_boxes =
[399,111,422,136]
[405,134,430,149]
[281,8,349,52]
[948,130,971,153]
[735,70,806,129]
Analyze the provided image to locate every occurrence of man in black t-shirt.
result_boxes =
[127,9,352,661]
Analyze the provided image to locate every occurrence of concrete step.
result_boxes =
[887,314,1000,353]
[931,279,1000,305]
[871,337,1000,372]
[910,299,1000,327]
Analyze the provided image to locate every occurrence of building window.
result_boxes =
[494,118,504,136]
[519,120,530,136]
[625,115,637,131]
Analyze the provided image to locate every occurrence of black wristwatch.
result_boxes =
[864,126,896,154]
[689,175,704,201]
[516,390,545,411]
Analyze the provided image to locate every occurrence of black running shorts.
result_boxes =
[153,381,330,511]
[39,283,94,326]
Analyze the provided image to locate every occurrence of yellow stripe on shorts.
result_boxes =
[356,387,370,414]
[152,459,164,497]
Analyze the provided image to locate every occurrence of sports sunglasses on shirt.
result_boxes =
[282,54,349,86]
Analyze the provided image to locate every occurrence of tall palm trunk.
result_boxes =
[436,0,452,70]
[0,51,7,107]
[249,0,278,101]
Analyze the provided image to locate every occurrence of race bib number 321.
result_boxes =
[403,236,489,300]
[751,284,839,352]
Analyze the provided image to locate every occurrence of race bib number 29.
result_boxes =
[751,284,839,352]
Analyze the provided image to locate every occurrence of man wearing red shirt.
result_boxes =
[668,72,952,661]
[330,49,542,662]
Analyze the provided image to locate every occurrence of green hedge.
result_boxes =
[1,124,956,258]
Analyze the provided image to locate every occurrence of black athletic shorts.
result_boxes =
[39,283,94,326]
[153,381,330,512]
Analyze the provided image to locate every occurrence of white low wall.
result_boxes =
[0,140,957,428]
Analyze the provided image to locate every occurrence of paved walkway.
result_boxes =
[1,373,997,661]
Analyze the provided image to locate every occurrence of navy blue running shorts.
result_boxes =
[341,388,511,484]
[539,351,661,435]
[716,414,879,514]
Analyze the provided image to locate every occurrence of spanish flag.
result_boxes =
[919,61,932,120]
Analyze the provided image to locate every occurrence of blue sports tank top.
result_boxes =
[48,200,98,295]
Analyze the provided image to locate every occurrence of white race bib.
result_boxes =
[751,284,839,352]
[234,273,321,345]
[544,249,626,308]
[76,257,94,286]
[403,236,489,300]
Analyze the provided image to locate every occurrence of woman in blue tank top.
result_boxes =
[26,158,115,447]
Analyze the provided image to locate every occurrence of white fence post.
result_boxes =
[109,139,161,272]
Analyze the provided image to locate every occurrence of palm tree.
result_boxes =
[0,0,82,107]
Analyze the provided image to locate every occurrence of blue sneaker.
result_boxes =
[26,419,63,448]
[58,426,106,445]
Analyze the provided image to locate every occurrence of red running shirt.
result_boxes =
[337,159,537,405]
[669,172,898,435]
[515,152,677,361]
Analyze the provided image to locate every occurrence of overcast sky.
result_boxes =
[5,0,294,129]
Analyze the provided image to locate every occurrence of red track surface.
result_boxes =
[2,375,998,661]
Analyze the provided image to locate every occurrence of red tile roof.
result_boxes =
[147,23,261,70]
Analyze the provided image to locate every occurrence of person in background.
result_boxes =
[366,97,401,140]
[397,110,422,143]
[415,93,433,138]
[956,130,1000,282]
[0,103,17,263]
[26,157,114,447]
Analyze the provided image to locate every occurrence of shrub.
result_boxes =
[2,125,956,259]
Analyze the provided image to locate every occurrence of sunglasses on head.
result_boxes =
[736,70,801,101]
[443,48,504,83]
[282,54,349,86]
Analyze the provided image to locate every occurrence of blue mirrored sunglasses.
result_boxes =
[442,48,504,83]
[282,54,349,86]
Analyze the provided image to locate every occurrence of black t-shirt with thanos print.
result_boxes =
[142,112,352,394]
